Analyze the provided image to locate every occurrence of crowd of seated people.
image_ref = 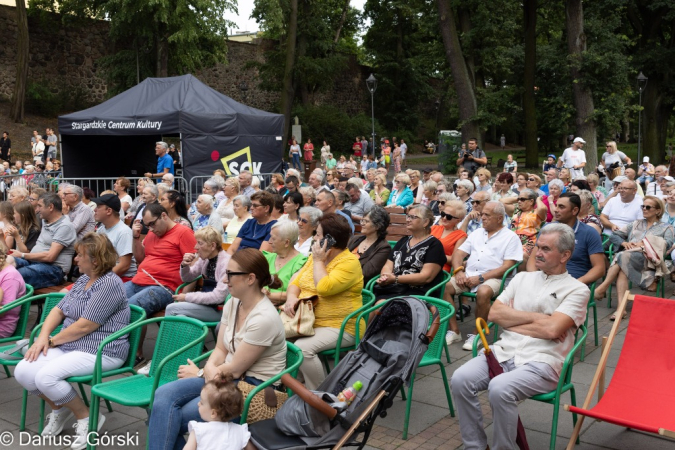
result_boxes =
[4,155,675,450]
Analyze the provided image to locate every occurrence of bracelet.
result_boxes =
[395,275,399,284]
[454,266,465,273]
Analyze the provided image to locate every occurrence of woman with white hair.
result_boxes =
[455,179,475,214]
[224,195,251,243]
[386,173,414,208]
[193,195,223,232]
[263,220,308,305]
[215,177,240,229]
[421,180,440,215]
[542,178,564,222]
[188,177,222,221]
[295,206,322,256]
[126,177,153,220]
[577,190,603,235]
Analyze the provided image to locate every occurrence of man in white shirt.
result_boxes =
[32,135,45,164]
[645,165,669,198]
[93,193,137,281]
[400,139,408,168]
[444,201,523,349]
[601,179,643,237]
[558,137,586,180]
[451,224,589,450]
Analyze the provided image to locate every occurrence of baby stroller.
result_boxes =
[250,296,441,450]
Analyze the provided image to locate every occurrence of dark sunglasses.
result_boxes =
[471,200,484,205]
[226,270,248,278]
[641,205,657,210]
[528,178,536,181]
[517,197,532,202]
[440,212,459,220]
[439,201,446,206]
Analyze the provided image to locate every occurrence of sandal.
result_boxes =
[456,304,471,320]
[134,355,147,368]
[610,312,627,321]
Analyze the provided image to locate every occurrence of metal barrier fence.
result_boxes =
[188,173,277,202]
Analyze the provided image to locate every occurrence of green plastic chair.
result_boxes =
[455,261,521,325]
[356,295,455,440]
[366,271,452,362]
[472,322,588,450]
[581,282,599,362]
[318,289,376,374]
[388,240,397,249]
[86,316,208,450]
[0,284,34,377]
[0,293,62,382]
[28,305,147,433]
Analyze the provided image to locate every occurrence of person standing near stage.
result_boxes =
[144,142,174,180]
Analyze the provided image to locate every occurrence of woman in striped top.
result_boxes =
[14,233,130,450]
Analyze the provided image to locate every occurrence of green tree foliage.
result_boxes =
[30,0,236,94]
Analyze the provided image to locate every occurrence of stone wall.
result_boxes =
[0,5,109,103]
[0,5,369,116]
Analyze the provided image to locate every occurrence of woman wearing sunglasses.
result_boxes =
[595,196,674,320]
[149,248,286,450]
[525,174,545,197]
[430,200,467,273]
[509,189,547,263]
[374,205,446,301]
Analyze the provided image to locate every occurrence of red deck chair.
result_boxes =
[564,292,675,449]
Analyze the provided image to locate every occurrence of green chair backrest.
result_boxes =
[285,341,303,379]
[413,296,453,360]
[120,305,147,369]
[41,294,67,337]
[0,284,34,344]
[151,317,208,386]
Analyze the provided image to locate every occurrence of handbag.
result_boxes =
[279,295,318,339]
[642,237,661,265]
[237,381,288,423]
[0,339,30,361]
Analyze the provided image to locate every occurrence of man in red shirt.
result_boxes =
[127,202,196,361]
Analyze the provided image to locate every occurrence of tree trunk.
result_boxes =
[10,0,29,123]
[566,0,597,175]
[297,0,310,105]
[457,6,475,89]
[333,0,350,43]
[642,83,671,166]
[280,0,299,143]
[156,34,169,77]
[437,0,480,146]
[523,0,538,167]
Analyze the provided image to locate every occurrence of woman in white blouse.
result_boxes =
[294,206,322,256]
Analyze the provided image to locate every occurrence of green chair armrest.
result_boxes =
[424,270,451,298]
[0,293,35,316]
[192,349,214,365]
[498,261,521,294]
[365,275,380,293]
[240,342,303,423]
[175,276,203,295]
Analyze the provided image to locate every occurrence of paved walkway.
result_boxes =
[0,283,673,449]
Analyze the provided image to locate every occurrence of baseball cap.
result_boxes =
[643,156,650,162]
[92,193,121,211]
[547,154,556,159]
[612,176,627,184]
[660,176,675,182]
[573,137,586,144]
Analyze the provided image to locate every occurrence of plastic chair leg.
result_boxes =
[403,371,417,440]
[3,365,10,378]
[570,386,579,444]
[19,389,28,431]
[78,383,90,407]
[549,399,559,450]
[87,395,101,450]
[438,363,454,417]
[443,342,451,363]
[104,399,113,413]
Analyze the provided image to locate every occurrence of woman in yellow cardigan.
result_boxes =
[283,213,364,389]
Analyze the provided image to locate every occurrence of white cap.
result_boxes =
[612,176,628,184]
[660,176,675,182]
[643,156,650,162]
[573,137,586,144]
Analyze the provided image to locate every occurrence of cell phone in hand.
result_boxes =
[320,234,336,251]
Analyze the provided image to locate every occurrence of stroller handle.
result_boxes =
[281,374,338,420]
[425,305,441,343]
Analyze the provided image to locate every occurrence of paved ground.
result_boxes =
[0,282,673,450]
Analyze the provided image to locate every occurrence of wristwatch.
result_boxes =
[478,274,485,283]
[48,336,54,348]
[197,369,204,378]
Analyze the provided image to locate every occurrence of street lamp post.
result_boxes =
[239,81,249,104]
[366,74,377,158]
[637,72,648,164]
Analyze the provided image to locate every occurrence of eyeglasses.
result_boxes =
[641,205,657,210]
[251,203,262,208]
[439,201,446,206]
[517,197,532,202]
[360,219,372,225]
[297,218,309,224]
[471,200,484,205]
[143,217,159,228]
[440,212,459,220]
[528,178,536,182]
[225,270,248,278]
[406,214,421,221]
[28,197,37,202]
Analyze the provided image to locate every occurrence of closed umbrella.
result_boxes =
[476,318,530,450]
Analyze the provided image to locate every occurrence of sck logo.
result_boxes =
[212,147,262,175]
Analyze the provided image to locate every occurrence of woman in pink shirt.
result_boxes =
[0,247,28,337]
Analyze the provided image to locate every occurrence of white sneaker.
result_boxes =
[462,334,480,351]
[41,409,74,436]
[71,415,105,450]
[445,330,462,345]
[137,360,152,376]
